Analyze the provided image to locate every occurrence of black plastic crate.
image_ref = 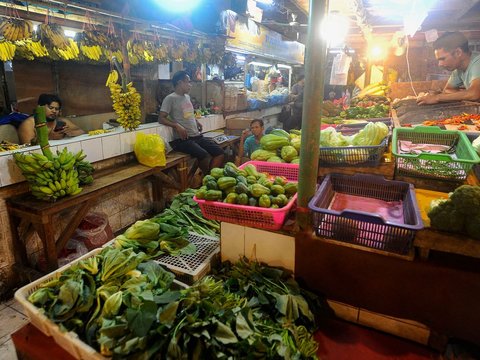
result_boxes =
[308,173,423,256]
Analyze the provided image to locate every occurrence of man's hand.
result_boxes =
[175,124,188,140]
[241,128,251,139]
[416,93,440,105]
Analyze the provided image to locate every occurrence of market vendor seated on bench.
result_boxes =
[159,71,224,175]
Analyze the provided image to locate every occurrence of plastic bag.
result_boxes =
[134,132,166,167]
[73,212,113,250]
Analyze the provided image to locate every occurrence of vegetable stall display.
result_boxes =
[25,247,322,359]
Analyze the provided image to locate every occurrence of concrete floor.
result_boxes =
[0,298,29,360]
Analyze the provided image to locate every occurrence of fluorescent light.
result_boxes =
[249,61,272,67]
[64,29,77,38]
[321,12,349,47]
[154,0,202,13]
[236,54,246,61]
[256,0,273,4]
[277,64,291,69]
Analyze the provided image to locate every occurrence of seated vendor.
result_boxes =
[17,94,84,145]
[236,119,264,165]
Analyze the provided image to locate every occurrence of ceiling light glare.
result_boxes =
[155,0,202,13]
[321,12,349,47]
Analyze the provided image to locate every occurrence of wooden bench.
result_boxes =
[6,152,190,272]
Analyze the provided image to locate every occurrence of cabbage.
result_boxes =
[351,122,388,146]
[320,127,349,147]
[473,135,480,155]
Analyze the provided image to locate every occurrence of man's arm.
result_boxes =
[235,130,250,165]
[158,111,188,140]
[60,118,85,138]
[17,116,36,145]
[417,78,480,105]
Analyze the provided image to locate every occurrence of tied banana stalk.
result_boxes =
[13,106,94,201]
[107,63,142,131]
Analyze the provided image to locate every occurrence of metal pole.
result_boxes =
[297,0,329,231]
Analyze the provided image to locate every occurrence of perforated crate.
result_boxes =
[154,232,220,285]
[308,173,423,256]
[392,126,480,181]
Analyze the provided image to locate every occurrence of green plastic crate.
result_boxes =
[392,126,480,181]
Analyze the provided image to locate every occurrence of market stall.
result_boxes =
[3,0,480,359]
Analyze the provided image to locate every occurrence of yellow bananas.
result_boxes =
[108,82,142,131]
[13,148,93,201]
[357,82,390,98]
[0,41,16,61]
[0,18,33,41]
[105,69,119,87]
[88,129,112,136]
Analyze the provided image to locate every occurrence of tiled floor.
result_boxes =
[0,298,29,360]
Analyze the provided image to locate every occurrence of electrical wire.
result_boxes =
[405,36,418,97]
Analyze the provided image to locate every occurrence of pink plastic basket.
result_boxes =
[194,161,299,230]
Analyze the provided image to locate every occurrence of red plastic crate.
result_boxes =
[194,161,299,230]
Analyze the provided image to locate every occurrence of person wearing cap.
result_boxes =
[417,32,480,105]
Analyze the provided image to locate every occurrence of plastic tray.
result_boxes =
[14,248,187,360]
[194,161,298,230]
[155,232,219,285]
[392,126,480,181]
[308,173,423,256]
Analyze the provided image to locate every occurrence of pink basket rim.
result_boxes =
[194,193,297,212]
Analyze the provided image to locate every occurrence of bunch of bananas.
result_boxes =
[52,38,79,60]
[109,82,142,131]
[76,159,94,185]
[15,39,49,59]
[80,43,103,61]
[77,30,104,61]
[105,69,119,87]
[39,23,70,50]
[13,148,91,201]
[152,42,168,63]
[356,81,390,98]
[0,18,33,41]
[0,40,16,61]
[88,129,112,136]
[169,41,189,62]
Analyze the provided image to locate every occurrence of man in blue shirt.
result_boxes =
[236,119,264,164]
[417,32,480,105]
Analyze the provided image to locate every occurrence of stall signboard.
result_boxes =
[226,16,305,65]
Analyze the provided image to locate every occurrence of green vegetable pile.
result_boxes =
[428,185,480,239]
[340,104,389,119]
[28,250,324,359]
[114,189,220,256]
[250,129,301,164]
[195,162,298,208]
[28,247,176,357]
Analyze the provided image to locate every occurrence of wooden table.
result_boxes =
[6,152,189,272]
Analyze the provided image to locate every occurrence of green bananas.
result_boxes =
[13,148,94,201]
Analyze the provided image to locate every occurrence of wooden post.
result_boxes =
[296,0,329,231]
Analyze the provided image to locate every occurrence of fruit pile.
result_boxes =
[14,148,94,201]
[250,129,301,164]
[195,162,297,208]
[0,18,33,41]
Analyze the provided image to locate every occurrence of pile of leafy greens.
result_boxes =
[29,252,324,359]
[113,189,220,257]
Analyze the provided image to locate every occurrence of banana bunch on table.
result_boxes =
[0,18,33,41]
[356,82,390,98]
[13,148,94,201]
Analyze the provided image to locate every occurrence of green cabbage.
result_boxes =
[351,122,388,146]
[320,127,349,147]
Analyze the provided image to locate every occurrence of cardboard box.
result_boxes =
[237,93,248,111]
[226,116,254,130]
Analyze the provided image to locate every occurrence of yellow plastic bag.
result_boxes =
[134,133,166,167]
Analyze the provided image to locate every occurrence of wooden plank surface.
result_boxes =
[414,229,480,259]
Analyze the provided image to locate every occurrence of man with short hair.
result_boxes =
[159,71,224,174]
[417,32,480,105]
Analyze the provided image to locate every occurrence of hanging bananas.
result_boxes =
[13,148,93,201]
[109,81,142,131]
[15,39,49,59]
[0,18,33,41]
[0,41,16,61]
[105,69,119,87]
